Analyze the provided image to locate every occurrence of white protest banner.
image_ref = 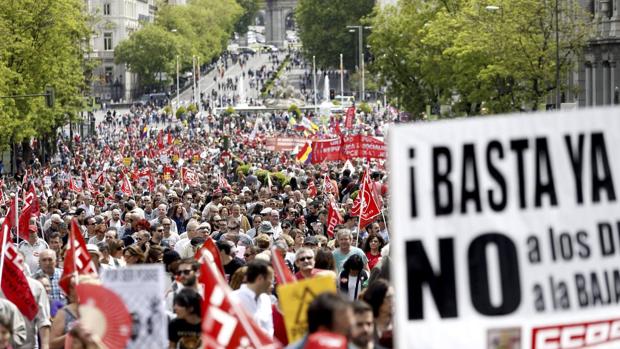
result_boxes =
[101,264,167,349]
[389,107,620,349]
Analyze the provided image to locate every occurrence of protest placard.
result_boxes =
[101,265,167,349]
[277,275,337,343]
[389,107,620,349]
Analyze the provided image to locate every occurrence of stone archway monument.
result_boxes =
[262,0,297,48]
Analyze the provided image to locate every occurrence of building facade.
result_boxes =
[87,0,156,103]
[577,0,620,107]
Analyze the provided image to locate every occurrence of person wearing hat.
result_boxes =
[18,225,49,275]
[85,244,105,273]
[257,221,275,240]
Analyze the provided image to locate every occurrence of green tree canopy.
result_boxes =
[234,0,259,35]
[295,0,375,69]
[116,0,242,88]
[368,0,592,117]
[0,0,91,149]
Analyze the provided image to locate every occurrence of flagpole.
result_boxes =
[14,191,19,246]
[0,225,9,286]
[356,170,367,247]
[340,53,344,103]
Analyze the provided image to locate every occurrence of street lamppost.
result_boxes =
[555,0,561,110]
[346,25,372,102]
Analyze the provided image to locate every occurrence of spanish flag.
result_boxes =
[296,142,313,163]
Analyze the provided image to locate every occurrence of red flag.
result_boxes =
[199,261,281,349]
[167,131,173,145]
[345,106,355,129]
[307,180,317,197]
[2,197,16,230]
[323,175,337,196]
[95,171,107,186]
[16,202,33,241]
[83,174,97,194]
[157,130,164,150]
[0,222,39,321]
[59,219,98,295]
[27,183,40,217]
[326,200,343,238]
[219,174,232,192]
[350,172,381,230]
[334,121,342,137]
[120,175,134,197]
[271,247,296,285]
[181,168,199,187]
[194,238,225,277]
[68,177,82,193]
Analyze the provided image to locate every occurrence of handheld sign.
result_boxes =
[389,107,620,349]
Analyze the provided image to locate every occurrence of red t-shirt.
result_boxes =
[366,251,381,270]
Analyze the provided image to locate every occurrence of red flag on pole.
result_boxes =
[0,218,39,320]
[83,174,97,194]
[271,247,296,285]
[27,183,40,217]
[199,261,281,349]
[59,219,98,295]
[323,175,337,196]
[326,200,343,238]
[68,177,82,193]
[157,130,164,150]
[194,237,225,277]
[181,168,199,187]
[350,172,381,230]
[345,106,355,129]
[120,175,134,197]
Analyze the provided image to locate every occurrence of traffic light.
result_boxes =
[330,88,335,100]
[45,86,55,108]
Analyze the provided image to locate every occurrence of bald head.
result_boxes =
[39,249,57,275]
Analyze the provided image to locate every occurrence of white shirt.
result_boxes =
[18,239,49,275]
[232,284,273,338]
[174,237,190,255]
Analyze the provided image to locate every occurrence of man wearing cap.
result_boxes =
[86,244,106,273]
[18,225,49,274]
[257,221,276,241]
[303,236,320,253]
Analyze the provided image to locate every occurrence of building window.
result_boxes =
[103,3,111,15]
[104,33,113,51]
[104,67,113,84]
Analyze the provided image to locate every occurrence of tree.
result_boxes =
[234,0,259,35]
[295,0,374,69]
[368,0,592,117]
[0,0,91,151]
[115,24,179,90]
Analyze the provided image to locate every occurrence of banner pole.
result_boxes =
[0,224,9,286]
[14,191,19,246]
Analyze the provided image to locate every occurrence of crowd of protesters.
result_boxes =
[0,77,396,349]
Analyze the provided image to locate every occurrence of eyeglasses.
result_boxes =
[297,256,313,262]
[244,253,253,258]
[177,269,193,275]
[156,229,164,232]
[163,224,171,226]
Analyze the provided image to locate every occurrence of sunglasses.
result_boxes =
[177,269,193,276]
[156,229,164,232]
[244,253,253,258]
[297,256,313,262]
